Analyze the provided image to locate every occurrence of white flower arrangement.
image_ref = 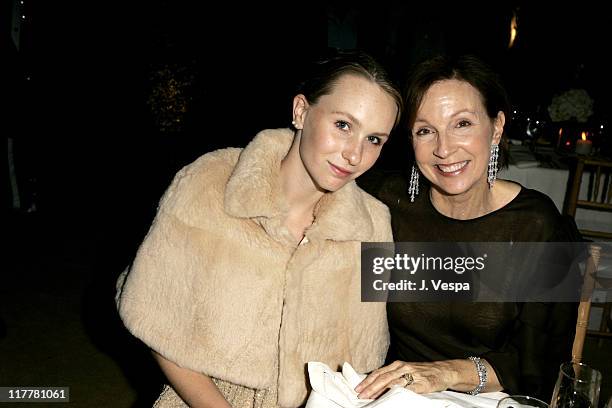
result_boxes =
[548,88,594,123]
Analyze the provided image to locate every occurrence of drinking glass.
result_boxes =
[550,362,601,408]
[497,395,549,408]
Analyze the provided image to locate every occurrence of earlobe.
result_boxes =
[292,94,309,130]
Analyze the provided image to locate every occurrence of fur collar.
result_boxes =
[224,128,374,242]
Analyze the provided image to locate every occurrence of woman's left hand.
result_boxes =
[354,360,458,399]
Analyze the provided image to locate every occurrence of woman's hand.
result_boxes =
[355,358,502,399]
[354,360,459,399]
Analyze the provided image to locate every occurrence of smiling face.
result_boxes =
[292,73,399,192]
[411,79,504,196]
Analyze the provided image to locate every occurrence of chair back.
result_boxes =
[563,158,612,240]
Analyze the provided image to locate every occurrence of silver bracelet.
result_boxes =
[467,356,488,395]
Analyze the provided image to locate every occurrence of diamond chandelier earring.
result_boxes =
[408,164,419,202]
[487,144,499,188]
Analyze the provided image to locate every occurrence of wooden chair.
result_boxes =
[563,157,612,353]
[563,157,612,240]
[572,245,601,363]
[571,244,612,363]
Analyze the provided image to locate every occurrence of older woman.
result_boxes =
[356,55,578,401]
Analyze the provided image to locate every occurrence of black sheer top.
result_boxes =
[363,173,580,400]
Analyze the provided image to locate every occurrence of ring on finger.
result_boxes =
[401,372,414,387]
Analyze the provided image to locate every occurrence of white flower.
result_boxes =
[548,88,594,123]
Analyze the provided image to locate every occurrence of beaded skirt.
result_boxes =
[152,378,278,408]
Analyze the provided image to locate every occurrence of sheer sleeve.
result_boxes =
[483,301,575,399]
[485,215,580,399]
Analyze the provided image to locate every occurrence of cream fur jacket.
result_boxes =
[116,128,392,407]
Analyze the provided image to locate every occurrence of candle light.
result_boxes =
[575,132,592,155]
[557,127,563,149]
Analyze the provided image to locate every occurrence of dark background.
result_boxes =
[6,2,610,226]
[5,2,610,226]
[3,1,611,406]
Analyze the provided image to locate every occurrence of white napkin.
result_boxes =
[306,362,456,408]
[305,362,507,408]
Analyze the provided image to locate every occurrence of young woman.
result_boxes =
[116,49,402,408]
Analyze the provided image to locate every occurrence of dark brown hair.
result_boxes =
[404,55,511,167]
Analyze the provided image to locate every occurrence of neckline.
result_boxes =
[426,182,524,223]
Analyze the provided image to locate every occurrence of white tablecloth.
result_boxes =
[499,165,611,235]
